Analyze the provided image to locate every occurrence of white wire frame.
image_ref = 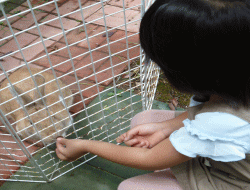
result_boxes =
[0,0,159,183]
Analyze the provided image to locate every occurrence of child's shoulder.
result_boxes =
[186,95,250,144]
[185,112,249,141]
[170,110,250,162]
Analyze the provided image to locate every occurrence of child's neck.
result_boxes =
[208,94,240,109]
[209,94,223,103]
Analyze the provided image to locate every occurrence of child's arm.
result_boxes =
[56,136,192,171]
[157,111,188,138]
[117,111,188,148]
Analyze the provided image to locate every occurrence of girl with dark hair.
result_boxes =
[56,0,250,189]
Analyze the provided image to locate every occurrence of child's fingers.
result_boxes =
[134,140,150,148]
[133,142,144,148]
[147,132,165,148]
[117,129,139,143]
[125,127,139,141]
[116,133,126,143]
[55,148,68,161]
[117,126,142,143]
[124,138,139,147]
[56,137,68,156]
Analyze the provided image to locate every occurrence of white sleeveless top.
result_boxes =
[169,96,250,162]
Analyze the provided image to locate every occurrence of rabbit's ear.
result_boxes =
[59,95,66,108]
[7,83,34,107]
[33,74,46,105]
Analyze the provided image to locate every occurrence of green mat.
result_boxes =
[0,88,185,189]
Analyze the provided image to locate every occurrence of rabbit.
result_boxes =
[0,67,74,145]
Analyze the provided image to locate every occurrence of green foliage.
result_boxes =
[155,73,192,108]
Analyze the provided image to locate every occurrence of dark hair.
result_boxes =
[140,0,250,106]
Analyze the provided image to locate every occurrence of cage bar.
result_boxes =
[0,0,159,183]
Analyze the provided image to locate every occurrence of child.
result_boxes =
[56,0,250,189]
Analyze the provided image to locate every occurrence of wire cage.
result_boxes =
[0,0,159,183]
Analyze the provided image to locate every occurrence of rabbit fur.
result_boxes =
[0,67,73,145]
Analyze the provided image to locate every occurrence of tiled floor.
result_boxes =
[0,0,141,118]
[0,0,141,105]
[0,0,142,186]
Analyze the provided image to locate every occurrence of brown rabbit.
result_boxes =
[0,67,73,145]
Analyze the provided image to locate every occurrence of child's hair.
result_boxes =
[140,0,250,107]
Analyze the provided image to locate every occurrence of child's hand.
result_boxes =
[116,122,167,149]
[56,137,87,162]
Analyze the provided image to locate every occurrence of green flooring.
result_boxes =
[0,0,27,18]
[0,88,185,190]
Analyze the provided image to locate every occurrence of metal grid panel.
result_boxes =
[0,0,159,182]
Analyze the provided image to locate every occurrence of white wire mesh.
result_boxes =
[0,0,159,182]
